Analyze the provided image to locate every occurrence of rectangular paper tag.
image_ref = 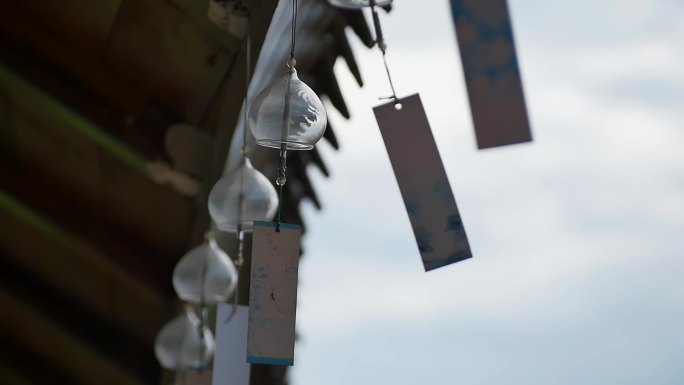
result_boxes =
[247,221,301,366]
[212,304,250,385]
[451,0,532,149]
[374,94,472,271]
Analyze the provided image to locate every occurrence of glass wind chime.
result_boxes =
[240,0,321,367]
[208,28,279,261]
[155,0,329,375]
[154,235,235,378]
[154,7,279,379]
[248,0,327,223]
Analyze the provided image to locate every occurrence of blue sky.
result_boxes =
[290,1,684,384]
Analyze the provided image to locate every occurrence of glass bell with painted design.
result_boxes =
[248,65,327,150]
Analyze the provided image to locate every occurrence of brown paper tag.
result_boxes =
[451,0,533,149]
[374,94,473,271]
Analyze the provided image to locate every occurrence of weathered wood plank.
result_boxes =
[1,0,241,127]
[0,364,31,385]
[3,0,122,60]
[0,3,146,116]
[0,163,175,296]
[0,255,161,384]
[0,287,149,385]
[0,65,196,257]
[102,0,241,123]
[0,189,173,342]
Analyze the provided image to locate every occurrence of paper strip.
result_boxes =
[374,94,472,271]
[212,304,250,385]
[451,0,532,149]
[247,221,301,366]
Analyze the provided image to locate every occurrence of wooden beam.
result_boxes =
[0,3,146,118]
[0,160,176,293]
[0,364,30,385]
[1,0,242,125]
[2,0,123,61]
[0,64,147,171]
[0,64,197,257]
[0,256,161,384]
[0,338,80,385]
[0,189,173,342]
[0,34,169,160]
[0,287,149,385]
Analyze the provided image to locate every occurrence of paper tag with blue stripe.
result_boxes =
[247,221,301,366]
[374,94,473,271]
[451,0,532,149]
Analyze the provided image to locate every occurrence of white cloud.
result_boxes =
[291,0,684,384]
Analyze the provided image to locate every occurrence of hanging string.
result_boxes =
[275,71,293,233]
[230,8,253,319]
[380,53,398,102]
[197,242,208,368]
[370,0,399,103]
[290,0,298,60]
[274,0,299,232]
[231,191,245,318]
[242,32,252,156]
[274,161,286,232]
[230,223,244,315]
[173,311,188,385]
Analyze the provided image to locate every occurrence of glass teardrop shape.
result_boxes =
[327,0,393,8]
[208,158,278,232]
[172,240,237,304]
[154,307,215,370]
[248,68,327,150]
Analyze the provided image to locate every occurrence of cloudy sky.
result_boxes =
[289,1,684,384]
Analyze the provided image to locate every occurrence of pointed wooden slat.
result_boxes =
[311,47,350,119]
[309,148,331,177]
[340,9,376,47]
[324,121,341,149]
[292,154,322,210]
[331,19,364,86]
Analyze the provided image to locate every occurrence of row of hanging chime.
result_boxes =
[155,0,534,374]
[153,0,397,373]
[153,0,393,375]
[153,0,328,377]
